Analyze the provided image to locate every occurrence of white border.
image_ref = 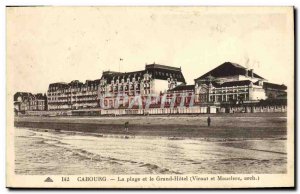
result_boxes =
[1,0,298,193]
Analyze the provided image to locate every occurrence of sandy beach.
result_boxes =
[13,112,288,174]
[14,112,287,139]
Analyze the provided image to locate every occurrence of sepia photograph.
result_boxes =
[6,6,294,188]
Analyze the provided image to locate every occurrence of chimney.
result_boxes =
[245,68,248,77]
[249,69,254,78]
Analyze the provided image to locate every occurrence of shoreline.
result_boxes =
[16,112,287,118]
[14,112,287,139]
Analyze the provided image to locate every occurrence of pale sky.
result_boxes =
[7,7,294,94]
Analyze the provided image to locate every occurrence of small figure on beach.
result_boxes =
[124,121,129,132]
[207,116,211,127]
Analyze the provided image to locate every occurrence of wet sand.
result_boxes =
[15,127,287,175]
[14,112,287,139]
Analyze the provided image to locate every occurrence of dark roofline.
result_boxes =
[48,78,101,89]
[102,63,182,77]
[14,92,32,95]
[195,62,265,81]
[102,71,123,75]
[263,82,287,90]
[101,65,186,83]
[14,92,47,101]
[145,64,181,71]
[218,80,252,87]
[169,85,195,91]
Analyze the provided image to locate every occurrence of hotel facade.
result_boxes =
[14,62,287,115]
[98,63,186,109]
[47,79,100,110]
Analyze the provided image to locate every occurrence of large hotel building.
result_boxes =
[99,63,186,109]
[47,79,100,110]
[14,62,287,115]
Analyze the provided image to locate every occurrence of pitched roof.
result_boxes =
[14,92,46,101]
[49,82,69,89]
[169,85,195,91]
[86,79,101,86]
[101,70,145,83]
[147,66,185,83]
[218,80,252,87]
[195,62,265,80]
[263,82,287,90]
[14,92,33,101]
[48,79,101,90]
[145,64,181,71]
[101,63,186,83]
[35,93,47,100]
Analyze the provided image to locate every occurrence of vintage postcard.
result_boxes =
[6,6,294,188]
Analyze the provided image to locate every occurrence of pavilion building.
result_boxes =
[193,62,287,104]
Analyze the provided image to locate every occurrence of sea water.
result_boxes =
[14,127,287,175]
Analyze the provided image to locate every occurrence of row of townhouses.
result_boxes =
[14,62,287,115]
[14,92,47,112]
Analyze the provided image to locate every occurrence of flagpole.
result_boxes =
[119,58,123,72]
